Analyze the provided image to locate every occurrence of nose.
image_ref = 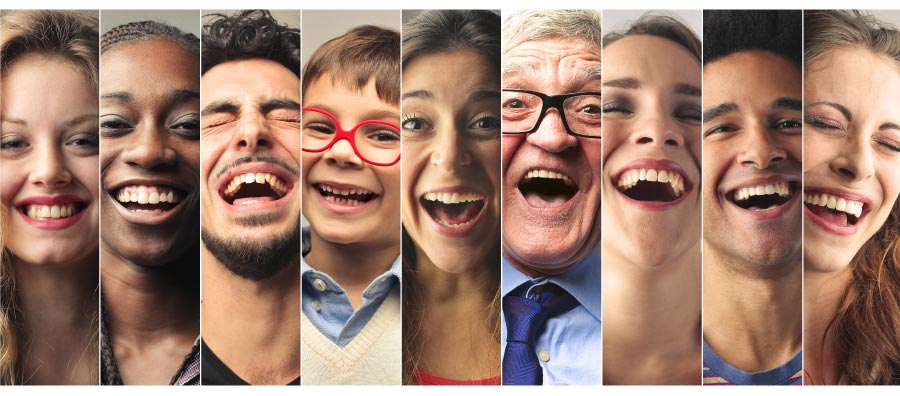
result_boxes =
[430,124,472,173]
[120,123,177,169]
[30,143,72,188]
[737,124,786,169]
[830,135,875,182]
[234,112,272,152]
[526,109,578,153]
[631,113,684,148]
[322,138,365,168]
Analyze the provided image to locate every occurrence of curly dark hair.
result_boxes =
[201,10,301,78]
[703,10,802,66]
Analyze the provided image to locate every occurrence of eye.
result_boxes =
[503,99,524,109]
[804,115,843,131]
[704,124,739,137]
[370,129,400,142]
[100,115,134,138]
[601,102,632,116]
[304,122,335,135]
[171,114,201,140]
[401,114,430,132]
[0,134,29,153]
[876,137,900,153]
[774,118,802,135]
[66,133,100,153]
[676,107,702,124]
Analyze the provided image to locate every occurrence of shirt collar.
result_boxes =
[301,250,401,283]
[501,245,601,321]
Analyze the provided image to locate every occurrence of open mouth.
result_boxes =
[113,185,184,213]
[616,168,686,202]
[315,183,378,206]
[803,191,865,227]
[420,191,486,229]
[517,169,578,206]
[222,172,290,206]
[20,202,85,220]
[729,182,794,211]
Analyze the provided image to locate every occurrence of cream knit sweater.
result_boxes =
[300,285,401,385]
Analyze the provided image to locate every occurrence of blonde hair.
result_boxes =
[0,10,99,385]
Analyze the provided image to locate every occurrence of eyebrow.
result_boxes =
[675,84,701,97]
[201,100,241,116]
[603,78,640,90]
[772,97,802,111]
[170,89,200,103]
[260,98,301,114]
[101,91,132,102]
[703,103,739,122]
[806,101,853,121]
[0,116,27,125]
[469,90,500,102]
[881,122,900,131]
[402,90,432,101]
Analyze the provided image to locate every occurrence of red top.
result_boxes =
[413,368,501,386]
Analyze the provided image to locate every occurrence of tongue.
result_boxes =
[432,201,481,225]
[524,191,570,206]
[808,204,848,227]
[233,196,276,206]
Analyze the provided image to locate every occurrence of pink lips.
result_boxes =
[804,188,872,236]
[15,195,88,230]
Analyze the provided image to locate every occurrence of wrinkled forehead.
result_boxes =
[502,38,601,93]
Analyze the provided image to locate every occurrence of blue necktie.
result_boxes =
[502,283,579,385]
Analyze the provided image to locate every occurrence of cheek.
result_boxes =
[803,134,833,170]
[301,152,320,180]
[175,140,201,173]
[501,136,523,172]
[71,156,100,198]
[200,136,227,180]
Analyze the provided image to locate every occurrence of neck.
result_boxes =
[101,244,199,338]
[803,255,852,385]
[603,241,701,354]
[201,245,300,384]
[15,255,98,335]
[415,247,496,304]
[703,243,802,372]
[305,230,399,294]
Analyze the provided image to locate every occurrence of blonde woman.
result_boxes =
[0,10,100,385]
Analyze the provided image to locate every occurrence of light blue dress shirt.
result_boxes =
[501,246,602,385]
[301,253,401,348]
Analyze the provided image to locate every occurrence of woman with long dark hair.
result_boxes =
[400,9,501,385]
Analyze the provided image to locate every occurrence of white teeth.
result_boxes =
[224,172,288,198]
[616,168,686,197]
[316,184,373,198]
[116,185,182,205]
[733,182,792,202]
[524,169,574,185]
[423,192,485,204]
[803,192,864,217]
[322,195,366,206]
[24,203,80,220]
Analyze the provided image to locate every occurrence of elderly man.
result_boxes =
[701,10,803,385]
[500,9,602,385]
[198,10,302,385]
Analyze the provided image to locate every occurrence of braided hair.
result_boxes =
[101,20,199,55]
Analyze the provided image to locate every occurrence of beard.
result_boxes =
[202,217,301,281]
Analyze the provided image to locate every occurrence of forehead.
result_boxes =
[303,74,398,121]
[102,39,198,91]
[604,35,700,87]
[201,58,300,106]
[806,46,900,105]
[503,37,600,92]
[704,50,800,107]
[1,54,96,122]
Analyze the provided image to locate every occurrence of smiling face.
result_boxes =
[100,39,200,267]
[501,37,602,276]
[401,50,500,274]
[702,50,803,272]
[601,35,701,267]
[200,58,301,279]
[0,54,99,267]
[804,46,900,273]
[301,75,401,248]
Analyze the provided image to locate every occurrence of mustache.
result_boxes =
[214,154,300,180]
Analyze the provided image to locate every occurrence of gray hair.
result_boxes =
[502,9,602,51]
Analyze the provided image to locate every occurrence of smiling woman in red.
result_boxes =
[0,10,100,385]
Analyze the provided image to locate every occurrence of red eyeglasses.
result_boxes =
[301,107,401,167]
